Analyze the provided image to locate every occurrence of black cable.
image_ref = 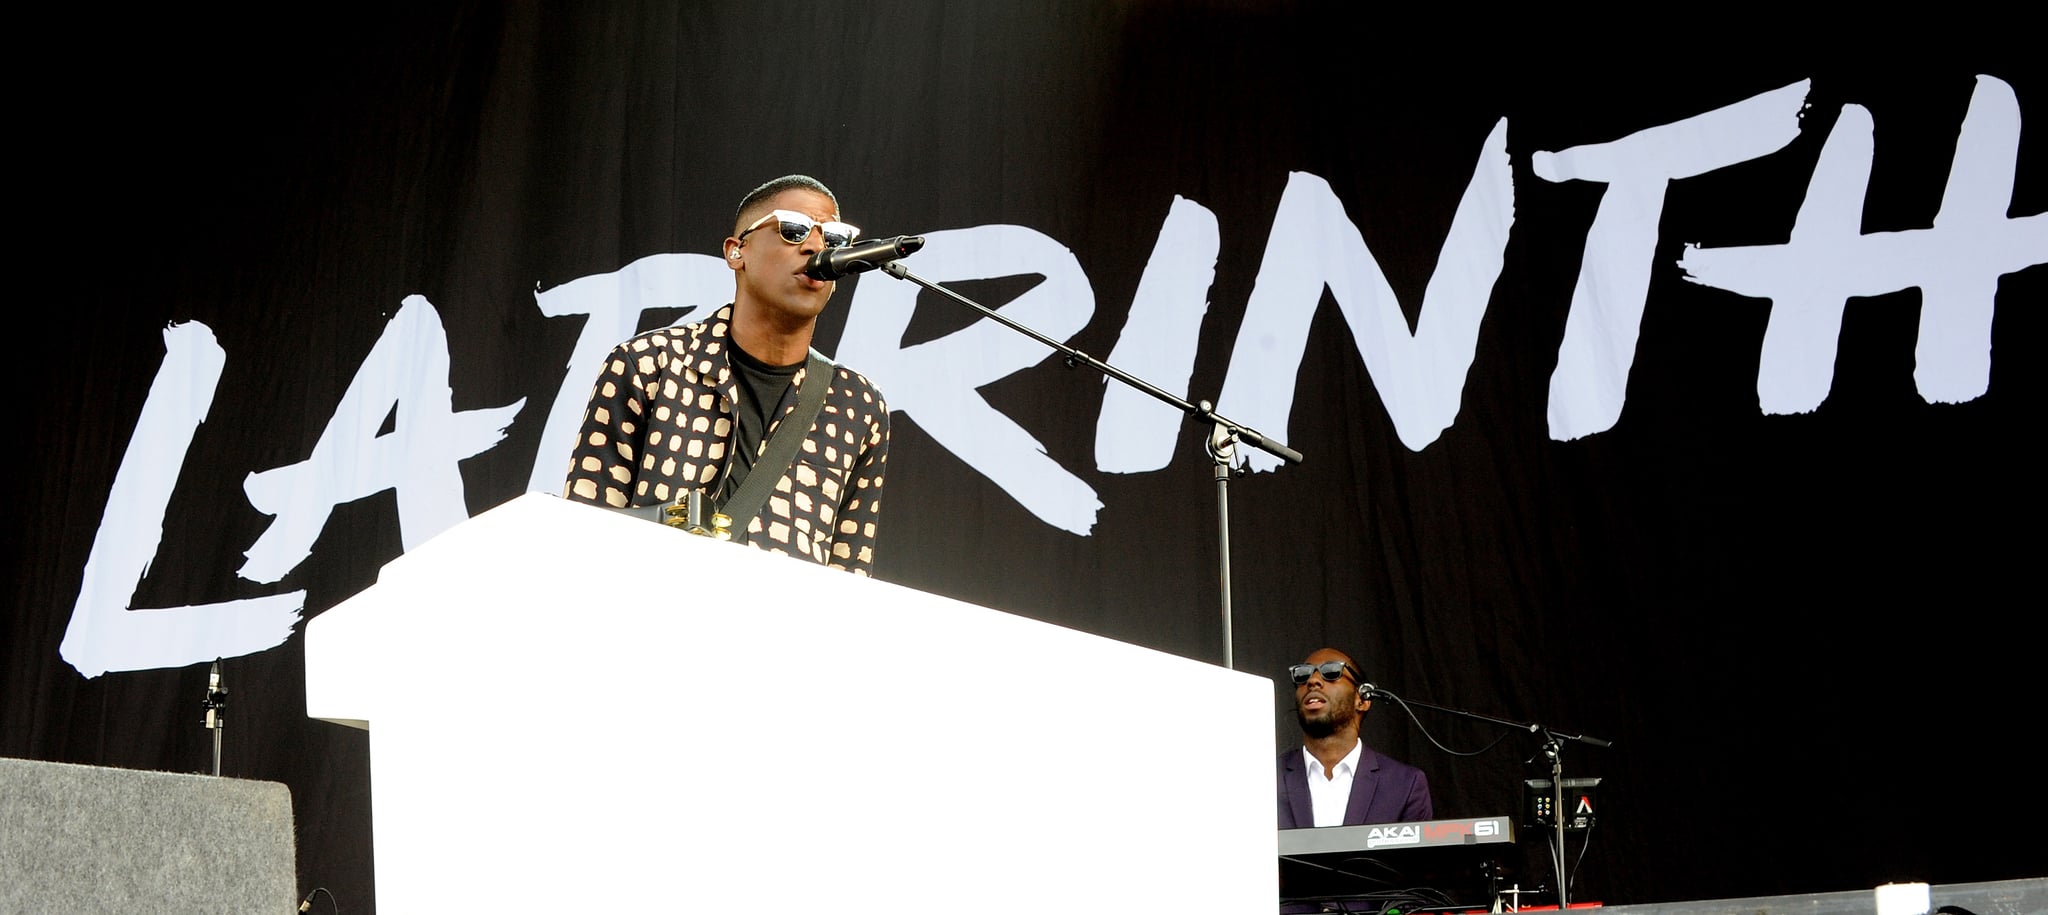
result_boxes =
[1281,885,1454,915]
[1567,820,1595,895]
[296,886,337,914]
[1369,691,1521,758]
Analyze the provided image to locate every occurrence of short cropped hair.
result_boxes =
[734,175,840,233]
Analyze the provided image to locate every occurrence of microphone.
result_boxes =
[204,661,224,729]
[804,235,925,280]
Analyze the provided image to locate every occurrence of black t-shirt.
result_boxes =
[721,341,804,504]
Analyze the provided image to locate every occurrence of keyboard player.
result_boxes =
[1277,648,1433,828]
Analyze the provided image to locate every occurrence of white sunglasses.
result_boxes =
[737,209,860,248]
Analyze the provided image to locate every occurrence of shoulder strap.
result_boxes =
[716,349,835,535]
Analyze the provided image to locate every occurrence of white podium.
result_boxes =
[306,494,1275,913]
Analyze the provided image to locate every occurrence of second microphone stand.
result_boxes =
[1368,687,1610,907]
[878,261,1302,669]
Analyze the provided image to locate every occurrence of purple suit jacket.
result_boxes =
[1277,743,1433,828]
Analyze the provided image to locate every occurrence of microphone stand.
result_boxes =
[1366,688,1609,907]
[877,261,1303,669]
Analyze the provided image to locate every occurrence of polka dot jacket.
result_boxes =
[562,304,889,575]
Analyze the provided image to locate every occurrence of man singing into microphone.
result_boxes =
[562,175,889,575]
[1277,647,1433,827]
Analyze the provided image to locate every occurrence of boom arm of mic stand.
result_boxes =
[1374,691,1612,749]
[877,261,1300,670]
[878,262,1302,466]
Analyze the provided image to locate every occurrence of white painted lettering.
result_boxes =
[59,323,305,679]
[1095,196,1222,473]
[241,297,525,581]
[1535,80,1809,440]
[836,225,1105,534]
[1215,118,1516,472]
[1680,76,2046,412]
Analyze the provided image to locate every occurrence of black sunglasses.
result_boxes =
[1288,661,1361,685]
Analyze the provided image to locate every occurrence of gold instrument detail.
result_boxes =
[663,489,733,540]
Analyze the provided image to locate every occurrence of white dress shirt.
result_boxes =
[1302,739,1364,827]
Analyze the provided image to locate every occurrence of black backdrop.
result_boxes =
[8,4,2043,909]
